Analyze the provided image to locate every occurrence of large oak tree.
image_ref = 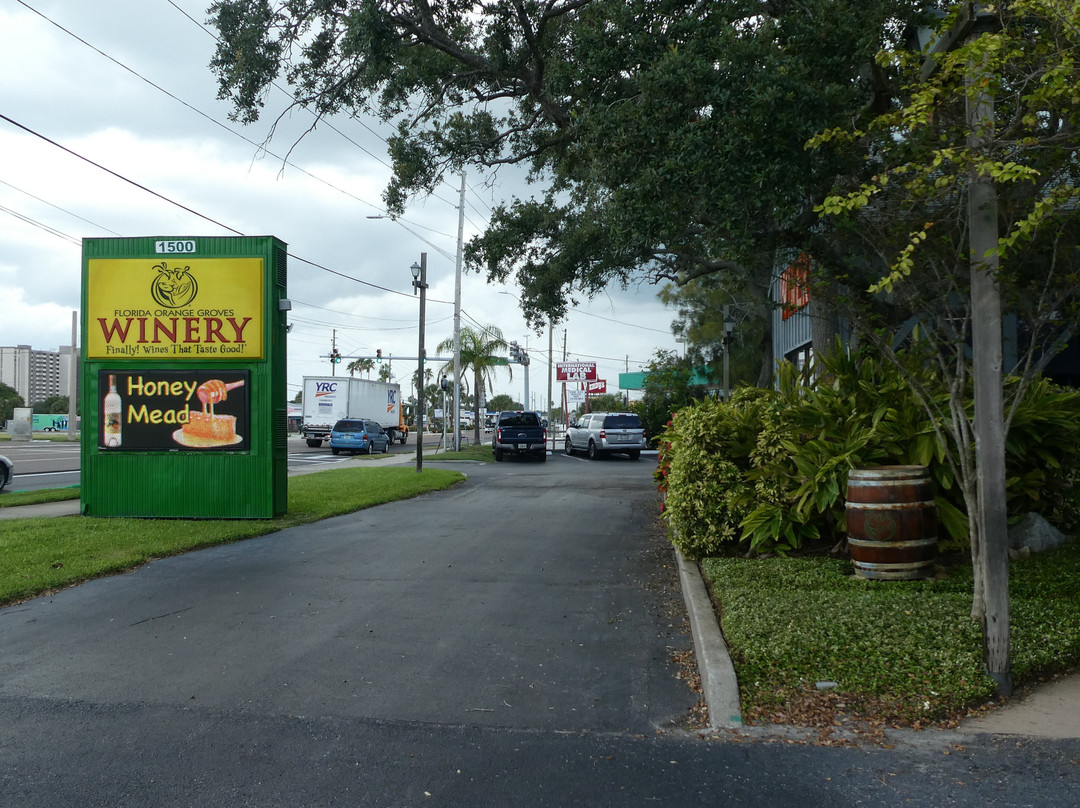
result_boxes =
[208,0,927,332]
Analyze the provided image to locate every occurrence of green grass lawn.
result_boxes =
[0,466,463,607]
[701,544,1080,728]
[428,442,497,462]
[0,487,80,508]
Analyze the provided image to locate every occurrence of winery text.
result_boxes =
[96,314,252,356]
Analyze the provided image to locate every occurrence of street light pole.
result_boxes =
[723,306,735,401]
[411,253,428,473]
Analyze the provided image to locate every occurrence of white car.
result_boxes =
[565,412,646,460]
[0,455,12,492]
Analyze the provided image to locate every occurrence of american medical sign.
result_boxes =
[556,361,597,382]
[86,257,265,359]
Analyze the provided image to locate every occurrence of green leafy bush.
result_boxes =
[660,340,1080,557]
[660,390,769,558]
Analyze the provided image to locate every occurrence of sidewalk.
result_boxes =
[957,673,1080,739]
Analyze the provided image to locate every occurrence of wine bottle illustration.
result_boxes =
[103,374,122,447]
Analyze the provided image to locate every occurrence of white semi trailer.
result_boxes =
[299,376,409,447]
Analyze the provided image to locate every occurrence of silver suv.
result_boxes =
[564,412,646,460]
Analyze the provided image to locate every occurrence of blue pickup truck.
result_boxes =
[492,411,547,462]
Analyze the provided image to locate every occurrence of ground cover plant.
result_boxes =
[0,466,463,607]
[702,543,1080,728]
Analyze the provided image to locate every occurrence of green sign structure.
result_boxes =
[81,236,289,518]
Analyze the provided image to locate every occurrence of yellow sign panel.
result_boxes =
[87,258,265,360]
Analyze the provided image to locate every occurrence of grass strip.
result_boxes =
[0,466,463,607]
[701,543,1080,727]
[0,487,81,508]
[428,443,496,462]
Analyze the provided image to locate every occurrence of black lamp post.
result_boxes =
[723,311,736,401]
[411,254,428,472]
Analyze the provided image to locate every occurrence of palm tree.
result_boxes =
[437,325,510,445]
[347,357,375,378]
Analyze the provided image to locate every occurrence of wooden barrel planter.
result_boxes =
[846,466,937,580]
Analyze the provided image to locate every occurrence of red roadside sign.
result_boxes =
[557,361,597,381]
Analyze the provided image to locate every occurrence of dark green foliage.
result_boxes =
[661,342,1080,558]
[584,392,626,413]
[207,0,926,329]
[0,382,24,423]
[486,394,520,412]
[660,387,771,559]
[32,395,70,415]
[638,350,707,446]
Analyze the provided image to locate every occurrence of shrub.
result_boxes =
[660,338,1080,558]
[659,389,771,559]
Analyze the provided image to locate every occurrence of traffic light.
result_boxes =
[376,349,382,363]
[330,349,341,364]
[509,341,520,362]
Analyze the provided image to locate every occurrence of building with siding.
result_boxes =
[0,344,76,406]
[771,251,814,373]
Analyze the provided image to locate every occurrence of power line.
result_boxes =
[0,204,80,245]
[569,306,673,334]
[0,178,122,236]
[0,112,243,235]
[0,111,462,304]
[164,0,475,214]
[20,0,463,248]
[17,0,393,216]
[18,0,488,276]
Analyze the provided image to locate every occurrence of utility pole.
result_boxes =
[547,318,554,443]
[966,12,1011,696]
[561,329,568,426]
[522,348,530,413]
[453,171,465,451]
[916,3,1010,694]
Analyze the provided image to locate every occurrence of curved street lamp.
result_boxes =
[411,254,428,472]
[723,310,736,401]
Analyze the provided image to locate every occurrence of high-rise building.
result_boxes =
[0,344,77,406]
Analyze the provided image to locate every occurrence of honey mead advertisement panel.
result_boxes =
[99,369,251,451]
[87,258,265,359]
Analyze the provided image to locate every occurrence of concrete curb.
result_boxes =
[675,548,743,729]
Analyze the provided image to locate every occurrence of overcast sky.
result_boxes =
[1,0,682,409]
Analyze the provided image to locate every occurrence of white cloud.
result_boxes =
[1,0,680,405]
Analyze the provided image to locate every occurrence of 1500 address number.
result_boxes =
[154,240,196,254]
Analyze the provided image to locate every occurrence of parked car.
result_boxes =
[0,455,12,492]
[565,412,646,460]
[329,419,390,455]
[492,411,547,462]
